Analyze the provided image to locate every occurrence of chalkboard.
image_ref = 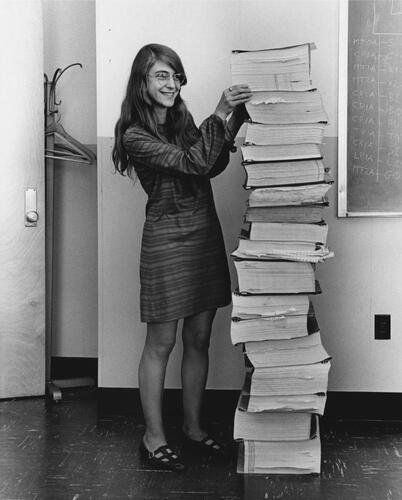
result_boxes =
[338,0,402,216]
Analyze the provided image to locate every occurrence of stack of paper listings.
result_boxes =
[230,43,333,475]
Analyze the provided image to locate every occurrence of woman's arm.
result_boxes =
[208,101,251,179]
[123,85,251,177]
[226,102,250,142]
[123,114,228,177]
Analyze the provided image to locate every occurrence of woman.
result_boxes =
[113,43,251,471]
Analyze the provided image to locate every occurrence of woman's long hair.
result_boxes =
[112,43,196,178]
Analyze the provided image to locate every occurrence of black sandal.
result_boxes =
[183,434,231,457]
[139,440,185,471]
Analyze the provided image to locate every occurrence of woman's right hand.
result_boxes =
[214,84,252,121]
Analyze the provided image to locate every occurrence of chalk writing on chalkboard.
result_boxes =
[338,0,402,216]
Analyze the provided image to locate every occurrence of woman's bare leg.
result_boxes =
[139,320,178,452]
[181,309,216,440]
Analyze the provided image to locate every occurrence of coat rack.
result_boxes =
[44,64,96,401]
[44,63,96,164]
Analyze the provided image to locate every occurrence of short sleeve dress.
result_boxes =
[123,113,234,323]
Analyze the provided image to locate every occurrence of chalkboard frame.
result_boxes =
[338,0,402,217]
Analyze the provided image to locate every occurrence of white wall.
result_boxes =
[43,0,97,357]
[43,0,97,144]
[97,0,402,391]
[97,0,338,137]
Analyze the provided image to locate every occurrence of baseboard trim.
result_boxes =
[97,388,402,421]
[324,391,402,420]
[51,357,98,383]
[97,388,238,420]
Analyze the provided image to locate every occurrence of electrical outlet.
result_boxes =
[374,314,391,340]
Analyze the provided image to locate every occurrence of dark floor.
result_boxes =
[0,389,401,500]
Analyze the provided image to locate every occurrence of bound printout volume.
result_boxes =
[244,331,329,368]
[244,203,328,224]
[232,222,333,263]
[238,390,327,415]
[233,260,317,295]
[244,89,328,124]
[241,143,323,163]
[237,416,321,475]
[246,221,328,243]
[234,409,315,442]
[232,240,332,263]
[243,159,328,188]
[245,359,331,397]
[231,294,319,344]
[230,42,333,475]
[245,123,326,146]
[246,184,332,207]
[231,43,315,91]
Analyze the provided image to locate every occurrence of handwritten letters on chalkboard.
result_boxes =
[339,0,402,215]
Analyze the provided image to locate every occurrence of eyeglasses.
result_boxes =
[148,71,186,85]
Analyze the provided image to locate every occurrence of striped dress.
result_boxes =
[123,114,234,322]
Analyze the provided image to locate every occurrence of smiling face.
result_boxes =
[146,60,181,122]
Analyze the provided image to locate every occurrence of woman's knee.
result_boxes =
[182,326,212,352]
[144,321,177,358]
[182,310,215,352]
[184,333,211,353]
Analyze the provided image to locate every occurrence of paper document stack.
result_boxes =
[230,42,333,475]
